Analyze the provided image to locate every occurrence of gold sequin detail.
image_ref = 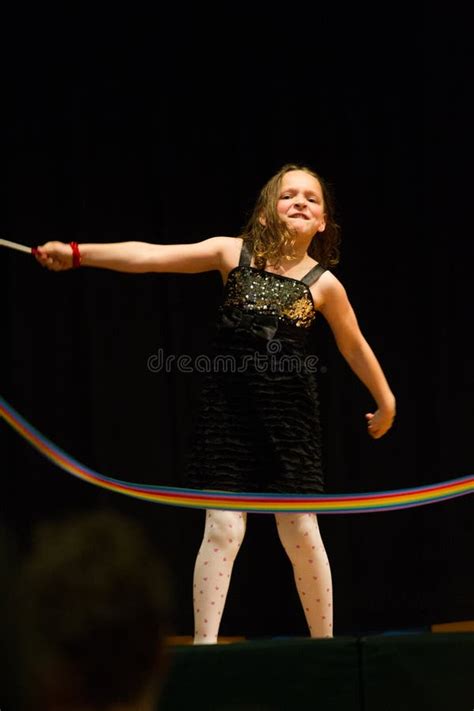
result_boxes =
[281,296,315,328]
[224,267,316,329]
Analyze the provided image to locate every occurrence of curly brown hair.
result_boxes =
[240,163,341,270]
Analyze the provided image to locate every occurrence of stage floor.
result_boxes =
[158,631,474,710]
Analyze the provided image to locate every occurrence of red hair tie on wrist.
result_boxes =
[70,242,82,268]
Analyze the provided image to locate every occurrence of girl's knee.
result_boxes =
[276,513,317,536]
[204,510,246,549]
[275,513,323,553]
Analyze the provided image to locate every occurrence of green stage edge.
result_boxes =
[158,633,474,711]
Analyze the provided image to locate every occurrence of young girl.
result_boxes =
[34,164,396,644]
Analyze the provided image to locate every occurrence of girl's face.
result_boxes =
[276,170,326,238]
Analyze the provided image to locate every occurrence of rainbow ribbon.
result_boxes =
[1,394,473,513]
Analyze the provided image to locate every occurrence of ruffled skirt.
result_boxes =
[184,331,324,495]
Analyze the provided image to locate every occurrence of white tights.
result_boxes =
[193,510,333,644]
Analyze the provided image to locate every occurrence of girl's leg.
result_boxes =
[275,512,333,638]
[193,509,247,644]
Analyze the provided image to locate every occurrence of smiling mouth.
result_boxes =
[289,213,309,220]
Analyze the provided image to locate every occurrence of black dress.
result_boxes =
[185,240,327,494]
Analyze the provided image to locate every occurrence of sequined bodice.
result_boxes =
[223,266,316,329]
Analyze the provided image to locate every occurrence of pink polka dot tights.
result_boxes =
[193,510,333,644]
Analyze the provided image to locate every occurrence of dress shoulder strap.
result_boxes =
[238,240,252,267]
[301,263,326,287]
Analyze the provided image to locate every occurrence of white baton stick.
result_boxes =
[0,238,37,254]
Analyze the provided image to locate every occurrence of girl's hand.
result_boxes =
[34,241,74,271]
[365,408,395,439]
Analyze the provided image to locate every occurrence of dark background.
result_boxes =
[1,5,473,638]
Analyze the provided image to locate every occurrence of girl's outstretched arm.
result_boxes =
[34,237,230,274]
[316,273,396,439]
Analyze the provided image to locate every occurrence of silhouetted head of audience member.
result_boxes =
[17,508,173,710]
